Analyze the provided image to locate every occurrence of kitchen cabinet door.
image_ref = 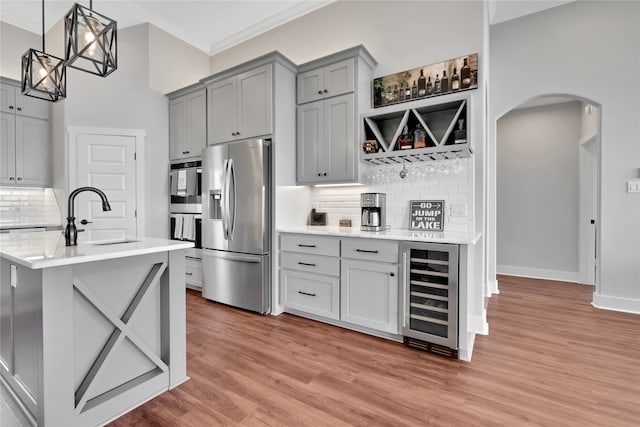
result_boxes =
[15,116,50,186]
[0,112,16,185]
[0,84,48,120]
[296,58,354,104]
[208,76,236,145]
[341,259,398,334]
[281,268,340,320]
[297,93,355,185]
[0,84,16,114]
[236,64,272,141]
[169,89,206,160]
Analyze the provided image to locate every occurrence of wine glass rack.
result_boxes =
[360,96,471,165]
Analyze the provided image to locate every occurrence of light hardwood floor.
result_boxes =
[110,275,640,426]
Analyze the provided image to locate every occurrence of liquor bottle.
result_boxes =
[418,69,426,96]
[405,82,411,100]
[454,119,467,144]
[413,124,427,148]
[399,83,405,101]
[411,80,418,99]
[434,74,441,94]
[393,84,399,102]
[441,70,449,93]
[451,67,460,90]
[461,57,471,89]
[396,125,414,150]
[426,76,433,95]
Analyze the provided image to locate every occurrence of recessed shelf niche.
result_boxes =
[361,98,471,165]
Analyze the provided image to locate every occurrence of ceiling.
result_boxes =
[1,0,574,56]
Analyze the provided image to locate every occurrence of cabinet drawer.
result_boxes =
[281,269,339,320]
[281,252,340,277]
[280,234,340,257]
[342,238,398,263]
[185,257,202,287]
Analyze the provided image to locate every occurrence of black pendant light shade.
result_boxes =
[21,0,66,102]
[64,2,117,77]
[21,49,67,102]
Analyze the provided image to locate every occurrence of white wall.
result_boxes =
[0,21,39,79]
[496,101,581,282]
[489,1,640,312]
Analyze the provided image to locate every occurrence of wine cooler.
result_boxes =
[401,242,459,358]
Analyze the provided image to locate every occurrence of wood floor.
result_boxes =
[109,275,640,426]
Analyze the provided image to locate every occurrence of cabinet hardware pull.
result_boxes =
[323,172,327,176]
[298,262,316,267]
[297,244,316,248]
[8,105,14,109]
[17,107,22,111]
[390,272,395,277]
[9,177,14,180]
[186,272,193,276]
[317,90,323,95]
[298,291,316,297]
[356,249,379,254]
[323,89,328,93]
[317,173,321,177]
[16,177,22,181]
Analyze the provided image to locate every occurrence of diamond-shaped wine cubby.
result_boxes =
[361,96,472,164]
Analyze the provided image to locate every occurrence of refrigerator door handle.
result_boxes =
[228,158,237,240]
[203,249,261,263]
[222,158,231,240]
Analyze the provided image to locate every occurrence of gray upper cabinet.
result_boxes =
[297,58,354,104]
[0,78,50,186]
[167,84,206,160]
[296,46,377,185]
[206,63,273,145]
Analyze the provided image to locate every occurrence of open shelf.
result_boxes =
[361,96,471,164]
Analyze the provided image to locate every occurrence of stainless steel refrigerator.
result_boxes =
[201,139,271,314]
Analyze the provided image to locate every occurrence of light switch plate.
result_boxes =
[628,180,640,193]
[10,264,17,288]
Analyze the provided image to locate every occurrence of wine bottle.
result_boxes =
[397,125,414,150]
[434,74,441,94]
[411,80,418,99]
[413,124,427,148]
[461,57,471,89]
[405,82,411,100]
[418,69,426,96]
[441,70,449,93]
[426,76,433,95]
[451,67,460,90]
[454,119,467,144]
[399,83,405,101]
[393,84,399,102]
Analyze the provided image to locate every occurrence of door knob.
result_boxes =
[80,219,92,225]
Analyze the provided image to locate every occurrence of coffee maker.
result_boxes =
[360,193,386,231]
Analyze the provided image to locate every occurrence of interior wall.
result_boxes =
[496,101,581,281]
[0,22,39,79]
[489,0,640,312]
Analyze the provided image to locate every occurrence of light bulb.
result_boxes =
[35,57,54,91]
[80,16,104,60]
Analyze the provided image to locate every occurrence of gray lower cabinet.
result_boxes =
[340,258,398,334]
[185,256,203,290]
[280,233,400,336]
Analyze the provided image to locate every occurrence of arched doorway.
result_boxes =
[495,94,601,290]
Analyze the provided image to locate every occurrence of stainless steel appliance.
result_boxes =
[360,193,386,231]
[201,139,271,314]
[169,160,202,258]
[401,241,459,358]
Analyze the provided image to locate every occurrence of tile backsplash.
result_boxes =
[311,158,472,232]
[0,187,62,228]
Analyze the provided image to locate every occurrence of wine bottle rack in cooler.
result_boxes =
[401,242,459,352]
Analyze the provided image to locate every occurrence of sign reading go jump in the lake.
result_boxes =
[409,200,445,231]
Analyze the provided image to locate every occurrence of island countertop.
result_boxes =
[277,226,481,245]
[0,230,194,269]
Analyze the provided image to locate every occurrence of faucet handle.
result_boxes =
[80,219,92,225]
[77,229,85,233]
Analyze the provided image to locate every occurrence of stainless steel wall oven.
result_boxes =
[169,160,202,254]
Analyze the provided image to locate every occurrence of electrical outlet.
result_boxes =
[628,180,640,193]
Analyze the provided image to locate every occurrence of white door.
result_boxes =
[68,127,145,242]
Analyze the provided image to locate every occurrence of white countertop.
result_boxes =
[0,231,194,269]
[277,226,481,245]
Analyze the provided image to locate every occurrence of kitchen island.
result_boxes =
[0,231,193,427]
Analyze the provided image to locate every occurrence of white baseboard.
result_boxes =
[458,331,475,362]
[470,314,489,335]
[486,278,499,296]
[592,292,640,314]
[497,265,579,283]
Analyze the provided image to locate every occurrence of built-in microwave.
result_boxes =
[169,160,202,213]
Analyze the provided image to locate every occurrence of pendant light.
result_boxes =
[21,0,66,102]
[64,1,117,77]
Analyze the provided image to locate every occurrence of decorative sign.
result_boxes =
[372,53,478,108]
[410,200,444,231]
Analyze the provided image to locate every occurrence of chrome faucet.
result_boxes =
[65,187,112,246]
